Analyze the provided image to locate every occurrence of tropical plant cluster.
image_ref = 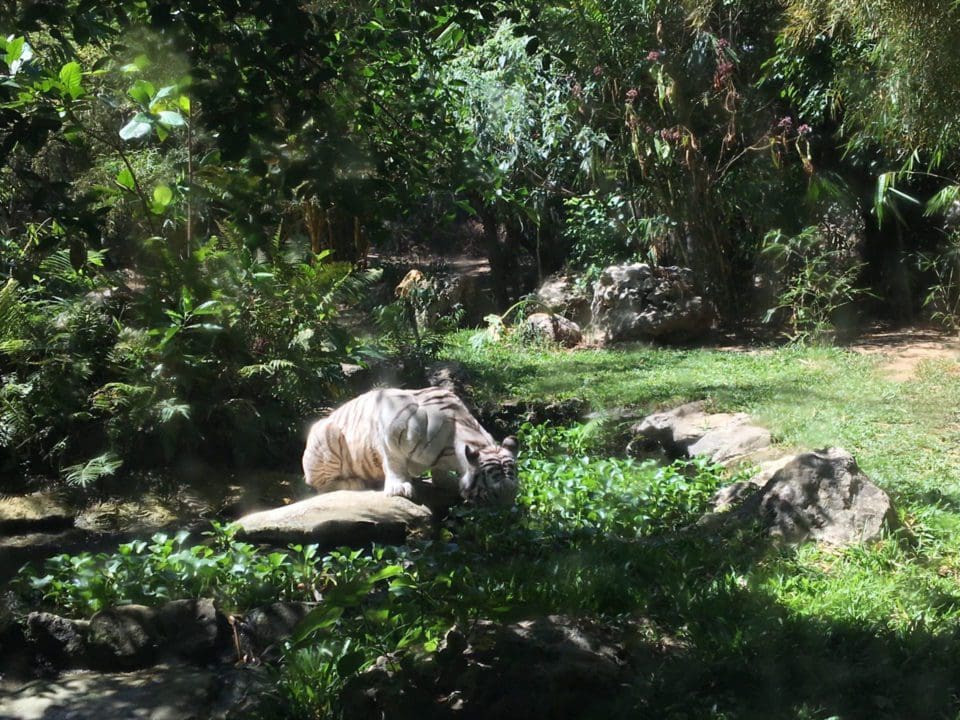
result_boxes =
[6,1,960,480]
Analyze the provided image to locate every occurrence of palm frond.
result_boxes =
[239,359,296,378]
[63,452,123,488]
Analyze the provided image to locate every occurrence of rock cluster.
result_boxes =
[8,598,315,675]
[535,275,592,326]
[631,402,898,546]
[342,615,668,720]
[526,263,713,349]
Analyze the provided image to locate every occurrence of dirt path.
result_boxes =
[843,326,960,381]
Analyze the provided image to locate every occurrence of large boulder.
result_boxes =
[235,491,433,547]
[590,263,712,344]
[395,268,478,329]
[706,448,898,546]
[87,605,161,671]
[536,275,592,326]
[25,613,90,670]
[75,497,179,534]
[632,401,772,465]
[238,602,317,660]
[518,313,583,348]
[157,599,224,663]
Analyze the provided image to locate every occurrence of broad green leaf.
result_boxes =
[121,54,151,73]
[292,604,344,643]
[436,22,464,48]
[875,172,893,223]
[115,168,135,191]
[367,565,404,583]
[128,79,155,106]
[178,94,191,113]
[157,110,186,128]
[192,300,220,316]
[152,84,177,103]
[119,113,153,140]
[3,36,24,67]
[59,62,83,99]
[151,184,173,213]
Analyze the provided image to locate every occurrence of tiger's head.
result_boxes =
[461,436,519,506]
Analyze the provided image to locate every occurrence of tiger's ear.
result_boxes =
[502,436,519,454]
[465,445,480,465]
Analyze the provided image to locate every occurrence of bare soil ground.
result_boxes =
[842,325,960,381]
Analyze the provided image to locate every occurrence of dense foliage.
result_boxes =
[7,0,960,480]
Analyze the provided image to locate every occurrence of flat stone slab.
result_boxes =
[0,492,74,533]
[235,491,433,547]
[0,665,217,720]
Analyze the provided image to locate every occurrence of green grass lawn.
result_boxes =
[445,332,960,504]
[444,332,960,719]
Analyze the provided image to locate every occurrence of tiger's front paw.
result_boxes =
[384,480,414,499]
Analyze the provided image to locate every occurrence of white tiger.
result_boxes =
[302,386,519,505]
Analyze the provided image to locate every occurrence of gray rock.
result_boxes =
[395,268,475,329]
[711,455,800,511]
[235,491,433,547]
[158,599,223,662]
[518,313,583,348]
[633,402,772,464]
[536,275,592,326]
[0,665,217,720]
[240,601,316,658]
[88,605,160,670]
[707,448,898,546]
[687,418,771,465]
[75,498,179,534]
[26,612,89,669]
[590,263,712,344]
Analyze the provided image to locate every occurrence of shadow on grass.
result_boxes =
[443,511,960,720]
[605,534,959,719]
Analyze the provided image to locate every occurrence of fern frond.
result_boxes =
[239,359,296,377]
[39,250,77,281]
[63,452,123,488]
[153,398,191,423]
[0,279,24,338]
[90,382,154,412]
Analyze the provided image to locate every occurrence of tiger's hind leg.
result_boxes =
[303,418,365,493]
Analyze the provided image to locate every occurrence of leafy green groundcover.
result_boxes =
[18,420,960,718]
